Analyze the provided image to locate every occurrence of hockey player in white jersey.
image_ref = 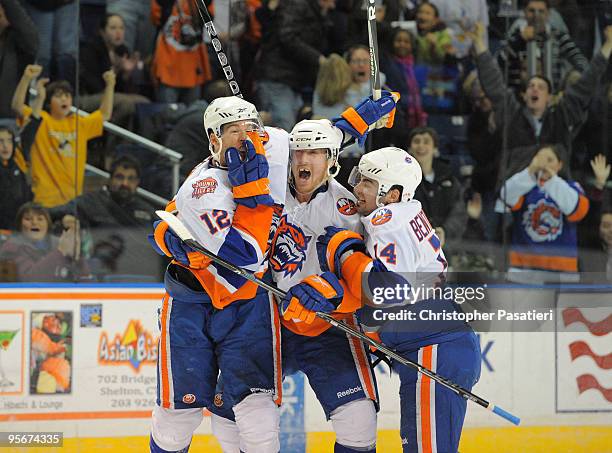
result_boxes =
[291,147,481,452]
[148,96,290,453]
[276,119,380,453]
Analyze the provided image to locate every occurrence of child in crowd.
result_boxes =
[0,202,89,282]
[11,64,115,208]
[0,126,32,230]
[414,2,455,65]
[500,144,589,282]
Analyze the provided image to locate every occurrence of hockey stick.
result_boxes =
[155,210,521,426]
[193,0,242,97]
[367,0,382,101]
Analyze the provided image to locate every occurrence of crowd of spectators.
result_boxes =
[0,0,611,283]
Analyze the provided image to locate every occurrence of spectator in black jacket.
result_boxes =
[49,155,161,281]
[254,0,336,131]
[0,126,33,230]
[0,0,38,118]
[79,13,149,129]
[408,127,467,247]
[468,21,612,187]
[0,88,43,231]
[50,155,154,229]
[463,71,502,241]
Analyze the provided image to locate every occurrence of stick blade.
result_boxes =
[155,210,194,242]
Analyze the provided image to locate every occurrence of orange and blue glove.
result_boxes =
[281,272,344,324]
[148,220,207,269]
[333,91,399,147]
[316,226,368,278]
[226,134,274,209]
[317,226,392,302]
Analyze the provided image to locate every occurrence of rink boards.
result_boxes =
[0,285,610,452]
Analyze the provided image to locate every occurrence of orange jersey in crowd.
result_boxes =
[20,105,104,207]
[151,0,212,88]
[245,0,263,43]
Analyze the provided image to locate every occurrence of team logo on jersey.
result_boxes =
[371,208,392,226]
[405,155,413,163]
[337,198,357,216]
[269,215,311,277]
[213,393,224,407]
[522,199,563,242]
[192,177,218,199]
[182,393,196,404]
[162,15,202,51]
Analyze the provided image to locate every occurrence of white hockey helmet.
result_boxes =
[289,119,343,178]
[203,96,262,163]
[349,147,423,206]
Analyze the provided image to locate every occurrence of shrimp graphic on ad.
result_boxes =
[30,311,73,395]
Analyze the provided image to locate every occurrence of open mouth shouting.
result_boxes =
[297,167,311,181]
[24,225,46,241]
[293,164,321,196]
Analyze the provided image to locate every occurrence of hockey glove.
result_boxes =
[281,272,344,324]
[148,220,207,269]
[333,91,399,147]
[316,226,367,277]
[226,132,274,209]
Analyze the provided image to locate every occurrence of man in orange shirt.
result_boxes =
[11,64,115,208]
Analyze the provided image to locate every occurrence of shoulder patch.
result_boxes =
[192,177,218,199]
[336,198,357,216]
[371,208,393,226]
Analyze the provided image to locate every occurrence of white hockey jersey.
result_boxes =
[269,179,363,335]
[172,127,289,308]
[360,201,468,346]
[362,200,447,289]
